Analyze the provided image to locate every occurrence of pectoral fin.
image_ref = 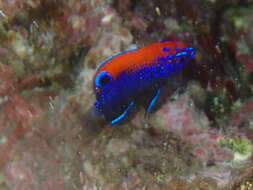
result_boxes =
[146,88,161,113]
[111,101,135,125]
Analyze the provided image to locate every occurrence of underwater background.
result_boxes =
[0,0,253,189]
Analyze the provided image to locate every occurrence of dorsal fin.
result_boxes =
[96,48,137,72]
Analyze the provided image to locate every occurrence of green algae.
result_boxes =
[224,5,253,32]
[154,171,166,184]
[206,88,232,127]
[218,136,252,162]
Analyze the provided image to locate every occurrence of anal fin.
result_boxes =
[146,88,162,113]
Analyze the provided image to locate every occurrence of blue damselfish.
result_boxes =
[93,40,195,125]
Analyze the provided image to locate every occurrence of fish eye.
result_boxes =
[99,74,111,86]
[95,71,112,88]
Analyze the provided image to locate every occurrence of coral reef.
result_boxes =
[0,0,253,189]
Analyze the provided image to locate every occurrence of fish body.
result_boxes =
[93,40,195,125]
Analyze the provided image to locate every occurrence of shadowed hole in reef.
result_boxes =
[36,45,90,90]
[67,45,90,87]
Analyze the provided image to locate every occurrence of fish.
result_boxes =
[93,40,195,125]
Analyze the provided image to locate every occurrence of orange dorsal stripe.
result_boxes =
[94,41,188,80]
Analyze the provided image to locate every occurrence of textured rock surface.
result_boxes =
[0,0,252,189]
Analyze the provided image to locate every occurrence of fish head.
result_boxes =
[93,69,136,123]
[93,70,123,121]
[94,70,114,110]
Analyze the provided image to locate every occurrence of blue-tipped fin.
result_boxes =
[146,88,162,113]
[111,101,135,125]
